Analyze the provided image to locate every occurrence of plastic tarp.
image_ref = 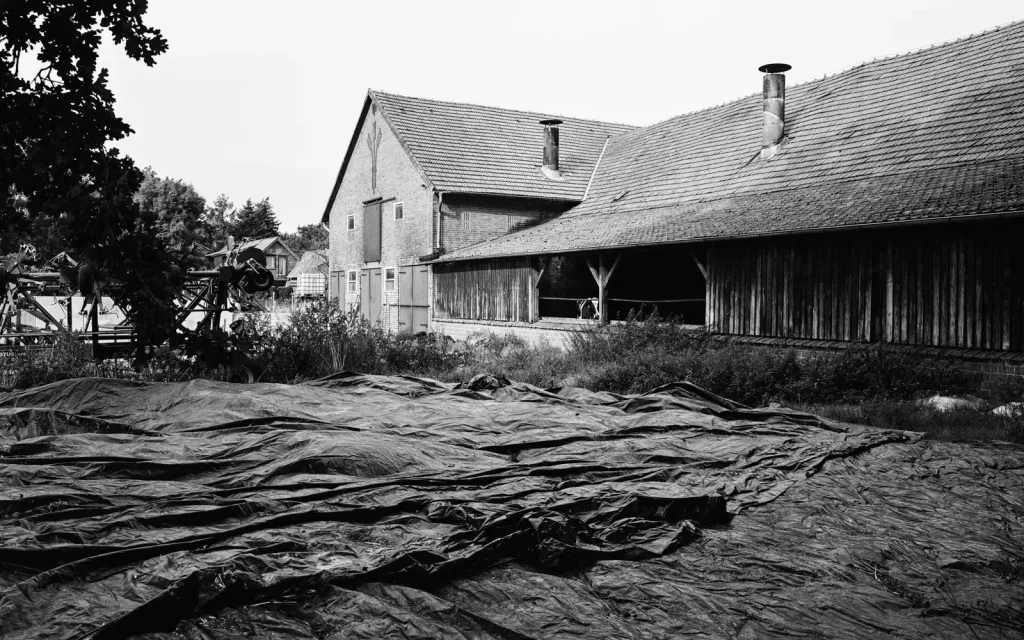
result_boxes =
[0,373,1021,639]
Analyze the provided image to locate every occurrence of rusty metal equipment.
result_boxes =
[0,243,283,361]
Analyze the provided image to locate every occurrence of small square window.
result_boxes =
[347,214,355,230]
[393,202,404,221]
[346,271,357,293]
[385,268,396,292]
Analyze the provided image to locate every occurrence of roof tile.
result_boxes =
[440,20,1024,261]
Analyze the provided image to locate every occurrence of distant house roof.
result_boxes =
[287,251,326,278]
[207,237,297,259]
[438,20,1024,262]
[321,91,637,222]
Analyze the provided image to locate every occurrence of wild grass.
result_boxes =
[3,306,1022,444]
[235,300,464,382]
[793,402,1024,444]
[0,332,206,389]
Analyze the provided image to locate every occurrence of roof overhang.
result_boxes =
[426,209,1024,264]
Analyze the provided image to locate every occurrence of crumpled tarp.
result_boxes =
[0,372,1021,639]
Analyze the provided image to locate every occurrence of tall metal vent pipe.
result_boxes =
[540,119,563,180]
[758,63,791,159]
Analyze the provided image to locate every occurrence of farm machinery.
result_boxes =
[0,242,283,375]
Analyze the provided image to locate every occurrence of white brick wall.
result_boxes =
[433,319,574,349]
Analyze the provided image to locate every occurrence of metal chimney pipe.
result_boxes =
[540,119,563,179]
[758,63,791,160]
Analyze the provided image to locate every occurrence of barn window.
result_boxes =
[266,255,276,271]
[279,256,288,274]
[346,270,357,293]
[347,214,355,230]
[385,268,396,292]
[507,214,514,232]
[394,202,404,221]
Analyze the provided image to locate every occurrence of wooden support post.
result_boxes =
[90,298,100,357]
[532,257,547,323]
[588,254,620,324]
[690,252,708,280]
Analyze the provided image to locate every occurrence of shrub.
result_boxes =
[236,301,464,382]
[559,312,975,405]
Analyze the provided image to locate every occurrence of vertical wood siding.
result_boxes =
[708,224,1024,351]
[434,257,536,323]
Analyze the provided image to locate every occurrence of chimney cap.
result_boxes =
[758,63,791,74]
[539,118,563,126]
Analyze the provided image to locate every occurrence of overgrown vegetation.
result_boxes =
[233,301,464,382]
[3,307,1022,443]
[0,333,206,389]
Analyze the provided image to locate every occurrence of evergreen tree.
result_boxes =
[231,197,279,239]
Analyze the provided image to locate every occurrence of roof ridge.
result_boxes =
[630,17,1024,133]
[788,17,1024,91]
[369,89,640,130]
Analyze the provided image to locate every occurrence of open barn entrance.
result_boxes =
[538,246,707,324]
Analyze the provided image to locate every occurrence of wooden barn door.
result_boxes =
[398,265,429,334]
[363,202,382,262]
[329,271,344,304]
[360,268,382,324]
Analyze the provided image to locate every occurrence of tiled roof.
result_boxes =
[287,250,326,278]
[372,91,635,200]
[438,20,1024,262]
[207,237,295,258]
[321,92,635,223]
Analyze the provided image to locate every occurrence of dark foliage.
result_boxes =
[134,167,208,265]
[280,223,328,254]
[231,197,279,240]
[1,1,177,356]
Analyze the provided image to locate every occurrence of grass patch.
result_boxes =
[794,401,1024,444]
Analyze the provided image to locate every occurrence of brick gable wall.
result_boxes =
[327,104,434,331]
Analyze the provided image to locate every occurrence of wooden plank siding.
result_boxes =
[434,257,537,323]
[707,223,1024,351]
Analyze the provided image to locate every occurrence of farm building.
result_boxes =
[321,91,634,332]
[287,251,327,298]
[207,237,299,281]
[324,21,1024,359]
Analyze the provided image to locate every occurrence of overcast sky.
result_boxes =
[96,0,1021,232]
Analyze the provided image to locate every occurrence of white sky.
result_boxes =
[96,0,1022,232]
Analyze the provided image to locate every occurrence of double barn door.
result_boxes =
[358,265,428,333]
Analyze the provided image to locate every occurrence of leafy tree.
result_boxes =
[231,197,279,239]
[1,1,176,354]
[202,193,234,250]
[280,223,327,254]
[134,167,207,263]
